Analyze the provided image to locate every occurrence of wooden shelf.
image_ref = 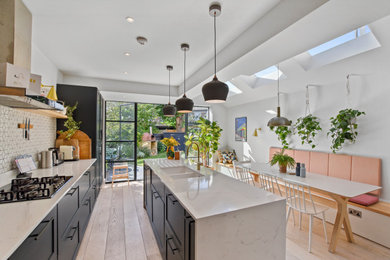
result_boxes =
[16,108,67,119]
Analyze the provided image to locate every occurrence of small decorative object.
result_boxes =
[300,163,306,177]
[328,108,365,153]
[296,162,301,176]
[253,128,262,137]
[174,151,180,160]
[235,117,247,141]
[267,64,291,127]
[270,126,293,149]
[161,136,180,160]
[270,149,295,173]
[57,102,82,140]
[46,86,58,101]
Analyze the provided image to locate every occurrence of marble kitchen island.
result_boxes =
[144,159,286,260]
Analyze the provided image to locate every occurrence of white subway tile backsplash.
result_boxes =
[0,104,56,174]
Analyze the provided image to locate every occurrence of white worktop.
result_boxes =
[145,159,284,220]
[0,159,96,260]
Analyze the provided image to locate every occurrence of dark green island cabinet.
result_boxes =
[9,162,103,260]
[144,164,195,260]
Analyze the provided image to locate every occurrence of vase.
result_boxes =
[166,146,175,160]
[279,165,287,173]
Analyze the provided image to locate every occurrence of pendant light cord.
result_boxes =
[214,12,217,77]
[277,64,280,107]
[184,48,186,94]
[168,69,171,103]
[305,85,311,115]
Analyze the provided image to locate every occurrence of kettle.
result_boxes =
[49,147,64,166]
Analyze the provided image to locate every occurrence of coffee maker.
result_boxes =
[49,148,64,166]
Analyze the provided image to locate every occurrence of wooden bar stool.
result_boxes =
[112,164,130,187]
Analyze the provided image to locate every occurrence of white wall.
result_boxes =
[31,43,63,86]
[219,18,390,202]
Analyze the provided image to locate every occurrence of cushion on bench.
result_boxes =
[349,194,379,206]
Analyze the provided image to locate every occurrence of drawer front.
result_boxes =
[58,185,79,236]
[78,190,92,237]
[90,179,97,209]
[166,192,185,247]
[78,170,91,203]
[9,207,57,260]
[152,171,165,202]
[152,185,165,250]
[89,164,96,184]
[58,220,80,260]
[166,224,183,260]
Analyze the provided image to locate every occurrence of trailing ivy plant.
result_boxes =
[270,126,293,149]
[295,114,322,149]
[328,108,365,153]
[58,102,82,140]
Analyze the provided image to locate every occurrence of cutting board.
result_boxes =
[56,130,91,159]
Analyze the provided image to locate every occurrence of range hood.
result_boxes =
[0,95,59,110]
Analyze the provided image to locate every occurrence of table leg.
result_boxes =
[328,194,354,253]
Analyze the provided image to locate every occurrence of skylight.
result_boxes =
[308,25,371,56]
[226,81,242,97]
[255,65,284,80]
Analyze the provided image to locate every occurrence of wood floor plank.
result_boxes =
[104,186,126,260]
[123,184,148,260]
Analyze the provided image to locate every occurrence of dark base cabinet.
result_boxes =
[144,163,195,260]
[9,207,57,260]
[10,162,100,260]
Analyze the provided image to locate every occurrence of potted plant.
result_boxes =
[270,126,293,149]
[270,149,295,173]
[328,108,365,153]
[161,136,180,160]
[295,114,322,149]
[57,102,82,140]
[185,117,222,167]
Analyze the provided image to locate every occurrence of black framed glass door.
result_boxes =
[105,101,137,182]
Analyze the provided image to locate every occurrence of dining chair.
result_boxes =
[257,172,282,196]
[284,179,328,253]
[232,161,255,186]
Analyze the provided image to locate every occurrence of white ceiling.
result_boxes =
[24,0,280,86]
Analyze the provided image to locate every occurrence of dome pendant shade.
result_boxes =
[202,76,229,103]
[163,103,176,117]
[175,94,194,113]
[267,107,292,127]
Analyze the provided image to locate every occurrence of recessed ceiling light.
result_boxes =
[125,17,134,23]
[123,72,128,74]
[124,52,130,56]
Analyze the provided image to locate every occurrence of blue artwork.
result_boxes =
[235,117,247,142]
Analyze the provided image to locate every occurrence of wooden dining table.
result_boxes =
[238,162,381,253]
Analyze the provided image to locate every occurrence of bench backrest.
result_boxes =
[269,147,381,195]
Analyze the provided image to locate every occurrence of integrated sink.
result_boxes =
[161,166,203,179]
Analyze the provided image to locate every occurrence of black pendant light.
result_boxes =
[202,3,229,103]
[163,65,176,117]
[267,64,291,127]
[176,43,194,113]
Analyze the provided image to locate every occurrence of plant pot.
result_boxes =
[166,146,175,160]
[279,165,287,173]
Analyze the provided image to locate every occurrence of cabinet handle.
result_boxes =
[167,237,178,255]
[167,194,178,204]
[66,187,78,196]
[67,226,78,240]
[83,198,90,206]
[153,191,160,199]
[28,217,54,241]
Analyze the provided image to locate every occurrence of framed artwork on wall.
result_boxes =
[235,117,247,142]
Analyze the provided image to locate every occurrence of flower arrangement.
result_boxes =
[161,137,180,159]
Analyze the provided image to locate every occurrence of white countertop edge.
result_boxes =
[0,159,96,260]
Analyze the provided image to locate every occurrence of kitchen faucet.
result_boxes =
[185,141,201,171]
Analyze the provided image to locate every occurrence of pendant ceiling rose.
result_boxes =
[202,2,229,103]
[176,43,194,113]
[163,65,176,117]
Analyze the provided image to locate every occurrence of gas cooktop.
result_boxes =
[0,175,72,204]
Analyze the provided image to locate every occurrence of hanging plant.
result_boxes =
[295,114,322,149]
[328,108,365,153]
[57,102,82,140]
[270,126,293,149]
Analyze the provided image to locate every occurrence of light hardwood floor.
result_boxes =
[76,182,390,260]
